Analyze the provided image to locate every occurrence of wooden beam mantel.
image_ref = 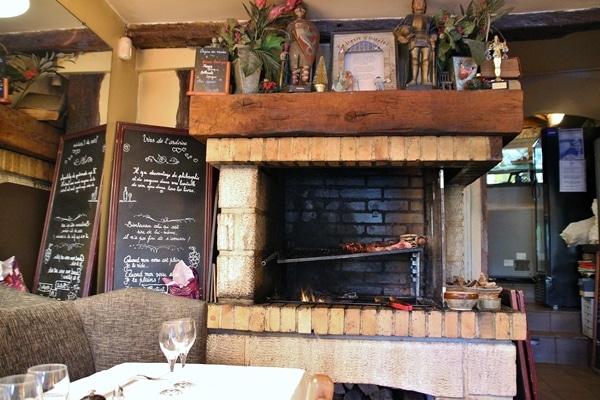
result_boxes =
[0,105,62,162]
[189,90,523,140]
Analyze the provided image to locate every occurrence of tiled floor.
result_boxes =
[535,363,600,400]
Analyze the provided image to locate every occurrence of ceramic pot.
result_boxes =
[232,46,262,94]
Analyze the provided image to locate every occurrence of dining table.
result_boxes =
[70,362,309,400]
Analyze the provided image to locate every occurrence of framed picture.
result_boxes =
[330,31,397,91]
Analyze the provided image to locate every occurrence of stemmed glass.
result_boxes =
[27,363,70,400]
[0,374,43,400]
[158,321,184,396]
[172,318,196,389]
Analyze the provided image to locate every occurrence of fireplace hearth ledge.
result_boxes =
[205,303,524,399]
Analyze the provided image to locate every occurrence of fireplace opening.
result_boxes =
[261,167,442,306]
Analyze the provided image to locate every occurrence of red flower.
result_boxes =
[268,0,301,21]
[255,0,266,8]
[457,26,464,34]
[23,69,38,81]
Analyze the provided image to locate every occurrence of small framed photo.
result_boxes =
[330,31,398,91]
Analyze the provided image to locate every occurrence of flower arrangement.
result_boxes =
[1,44,73,107]
[220,0,301,82]
[463,74,492,90]
[434,0,513,71]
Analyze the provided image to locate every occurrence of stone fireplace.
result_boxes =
[189,90,526,399]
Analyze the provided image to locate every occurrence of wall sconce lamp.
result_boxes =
[0,0,30,18]
[547,113,565,127]
[118,36,134,61]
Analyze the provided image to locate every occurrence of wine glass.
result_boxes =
[176,318,196,368]
[27,363,70,400]
[158,321,183,396]
[172,318,196,389]
[0,374,43,400]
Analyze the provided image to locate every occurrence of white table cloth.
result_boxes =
[70,363,308,400]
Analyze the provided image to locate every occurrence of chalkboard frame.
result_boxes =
[33,125,107,299]
[104,122,209,296]
[186,46,231,95]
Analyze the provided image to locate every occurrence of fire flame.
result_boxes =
[300,287,325,303]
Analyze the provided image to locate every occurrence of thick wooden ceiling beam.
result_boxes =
[127,8,600,49]
[1,8,598,54]
[0,105,61,162]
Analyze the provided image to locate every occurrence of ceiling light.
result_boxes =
[0,0,30,18]
[547,113,565,127]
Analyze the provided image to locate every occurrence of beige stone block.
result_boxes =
[511,312,528,341]
[495,312,511,340]
[344,308,361,335]
[455,137,471,161]
[443,311,459,338]
[376,308,394,336]
[427,310,443,338]
[312,306,329,335]
[293,138,312,166]
[219,303,234,329]
[466,343,516,397]
[217,213,262,251]
[438,136,455,161]
[206,139,220,163]
[218,166,258,208]
[280,304,297,332]
[232,138,251,161]
[470,136,491,160]
[324,137,341,162]
[478,312,495,339]
[265,304,281,332]
[298,305,312,334]
[310,137,327,164]
[341,137,358,162]
[388,136,406,161]
[206,334,246,365]
[374,136,390,161]
[248,305,266,332]
[216,254,256,300]
[329,306,345,335]
[360,307,377,336]
[421,136,438,161]
[249,137,265,162]
[207,303,220,329]
[393,310,409,336]
[234,304,250,330]
[405,137,421,161]
[356,136,372,163]
[410,311,426,337]
[460,312,476,338]
[264,138,279,162]
[278,137,295,162]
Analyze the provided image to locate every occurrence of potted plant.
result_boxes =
[1,44,73,108]
[220,0,301,92]
[434,0,513,72]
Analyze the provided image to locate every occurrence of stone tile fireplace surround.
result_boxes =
[190,90,526,399]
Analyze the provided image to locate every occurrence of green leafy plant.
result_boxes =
[220,0,301,82]
[1,44,74,107]
[434,0,513,71]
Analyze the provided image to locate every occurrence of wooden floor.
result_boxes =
[535,363,600,400]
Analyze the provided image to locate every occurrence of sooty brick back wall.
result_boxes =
[275,167,428,300]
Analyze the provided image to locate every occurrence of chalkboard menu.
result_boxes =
[189,47,231,94]
[105,123,207,294]
[34,126,107,300]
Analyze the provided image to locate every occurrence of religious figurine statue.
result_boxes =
[487,35,509,81]
[285,4,320,86]
[394,0,438,87]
